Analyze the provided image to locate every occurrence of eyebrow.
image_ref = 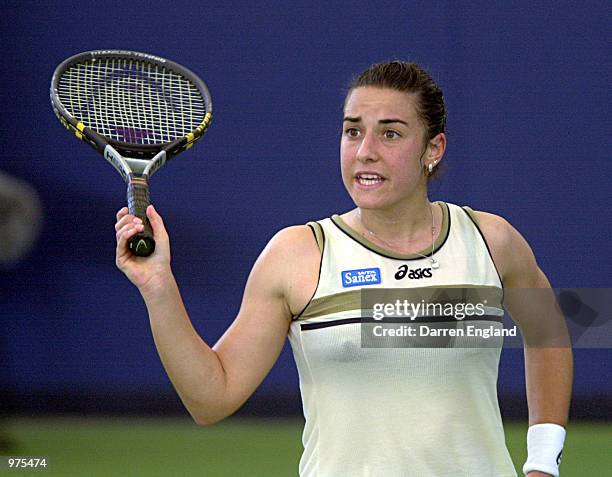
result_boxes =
[343,116,408,126]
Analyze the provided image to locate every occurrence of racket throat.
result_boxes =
[103,145,167,180]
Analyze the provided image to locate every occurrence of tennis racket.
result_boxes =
[50,50,212,257]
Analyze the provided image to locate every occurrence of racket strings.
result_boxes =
[57,58,208,145]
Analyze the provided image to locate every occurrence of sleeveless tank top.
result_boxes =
[287,202,517,477]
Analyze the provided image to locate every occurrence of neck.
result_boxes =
[356,196,435,246]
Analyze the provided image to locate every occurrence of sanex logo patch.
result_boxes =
[341,268,381,288]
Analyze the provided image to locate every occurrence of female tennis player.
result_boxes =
[115,61,572,477]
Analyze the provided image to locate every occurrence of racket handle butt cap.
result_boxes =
[128,234,156,257]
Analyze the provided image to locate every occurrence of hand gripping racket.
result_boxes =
[50,50,212,257]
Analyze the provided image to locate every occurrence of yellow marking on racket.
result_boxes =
[73,122,86,140]
[186,113,212,144]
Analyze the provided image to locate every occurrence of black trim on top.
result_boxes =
[330,202,451,261]
[301,317,362,330]
[292,223,325,321]
[300,314,503,330]
[460,207,505,299]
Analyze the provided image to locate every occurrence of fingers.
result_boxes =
[115,219,145,267]
[116,218,144,244]
[115,204,167,247]
[115,210,142,232]
[116,206,128,222]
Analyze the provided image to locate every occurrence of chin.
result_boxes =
[351,195,392,211]
[345,183,397,210]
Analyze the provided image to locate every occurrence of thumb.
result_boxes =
[146,204,167,238]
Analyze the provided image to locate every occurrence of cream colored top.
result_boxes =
[288,202,517,477]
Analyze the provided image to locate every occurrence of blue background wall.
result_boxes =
[1,0,610,415]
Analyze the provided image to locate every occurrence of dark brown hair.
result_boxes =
[345,61,447,141]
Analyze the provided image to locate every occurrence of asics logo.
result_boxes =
[395,264,432,280]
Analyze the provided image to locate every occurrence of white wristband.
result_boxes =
[522,423,566,476]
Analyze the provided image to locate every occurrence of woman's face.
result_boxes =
[340,86,431,212]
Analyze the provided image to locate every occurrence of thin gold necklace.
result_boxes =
[358,203,439,269]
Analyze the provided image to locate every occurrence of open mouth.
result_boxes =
[356,173,385,186]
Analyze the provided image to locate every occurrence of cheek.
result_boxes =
[340,160,352,189]
[340,137,351,159]
[339,141,353,173]
[392,158,419,179]
[383,153,421,187]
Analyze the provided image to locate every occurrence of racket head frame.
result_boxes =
[50,49,213,163]
[50,50,213,257]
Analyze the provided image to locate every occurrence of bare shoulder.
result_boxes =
[471,211,515,252]
[471,210,547,288]
[258,224,322,316]
[263,224,321,270]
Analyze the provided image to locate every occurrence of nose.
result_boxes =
[356,131,380,163]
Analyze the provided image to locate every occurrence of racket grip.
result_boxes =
[126,176,155,257]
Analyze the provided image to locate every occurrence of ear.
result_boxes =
[427,133,447,166]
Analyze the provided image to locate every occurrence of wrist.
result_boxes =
[139,270,178,302]
[523,423,566,477]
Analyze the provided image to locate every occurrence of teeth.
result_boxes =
[357,175,383,186]
[359,174,381,179]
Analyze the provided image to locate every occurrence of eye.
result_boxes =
[344,128,360,138]
[384,130,401,139]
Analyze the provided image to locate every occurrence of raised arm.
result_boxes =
[115,205,319,425]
